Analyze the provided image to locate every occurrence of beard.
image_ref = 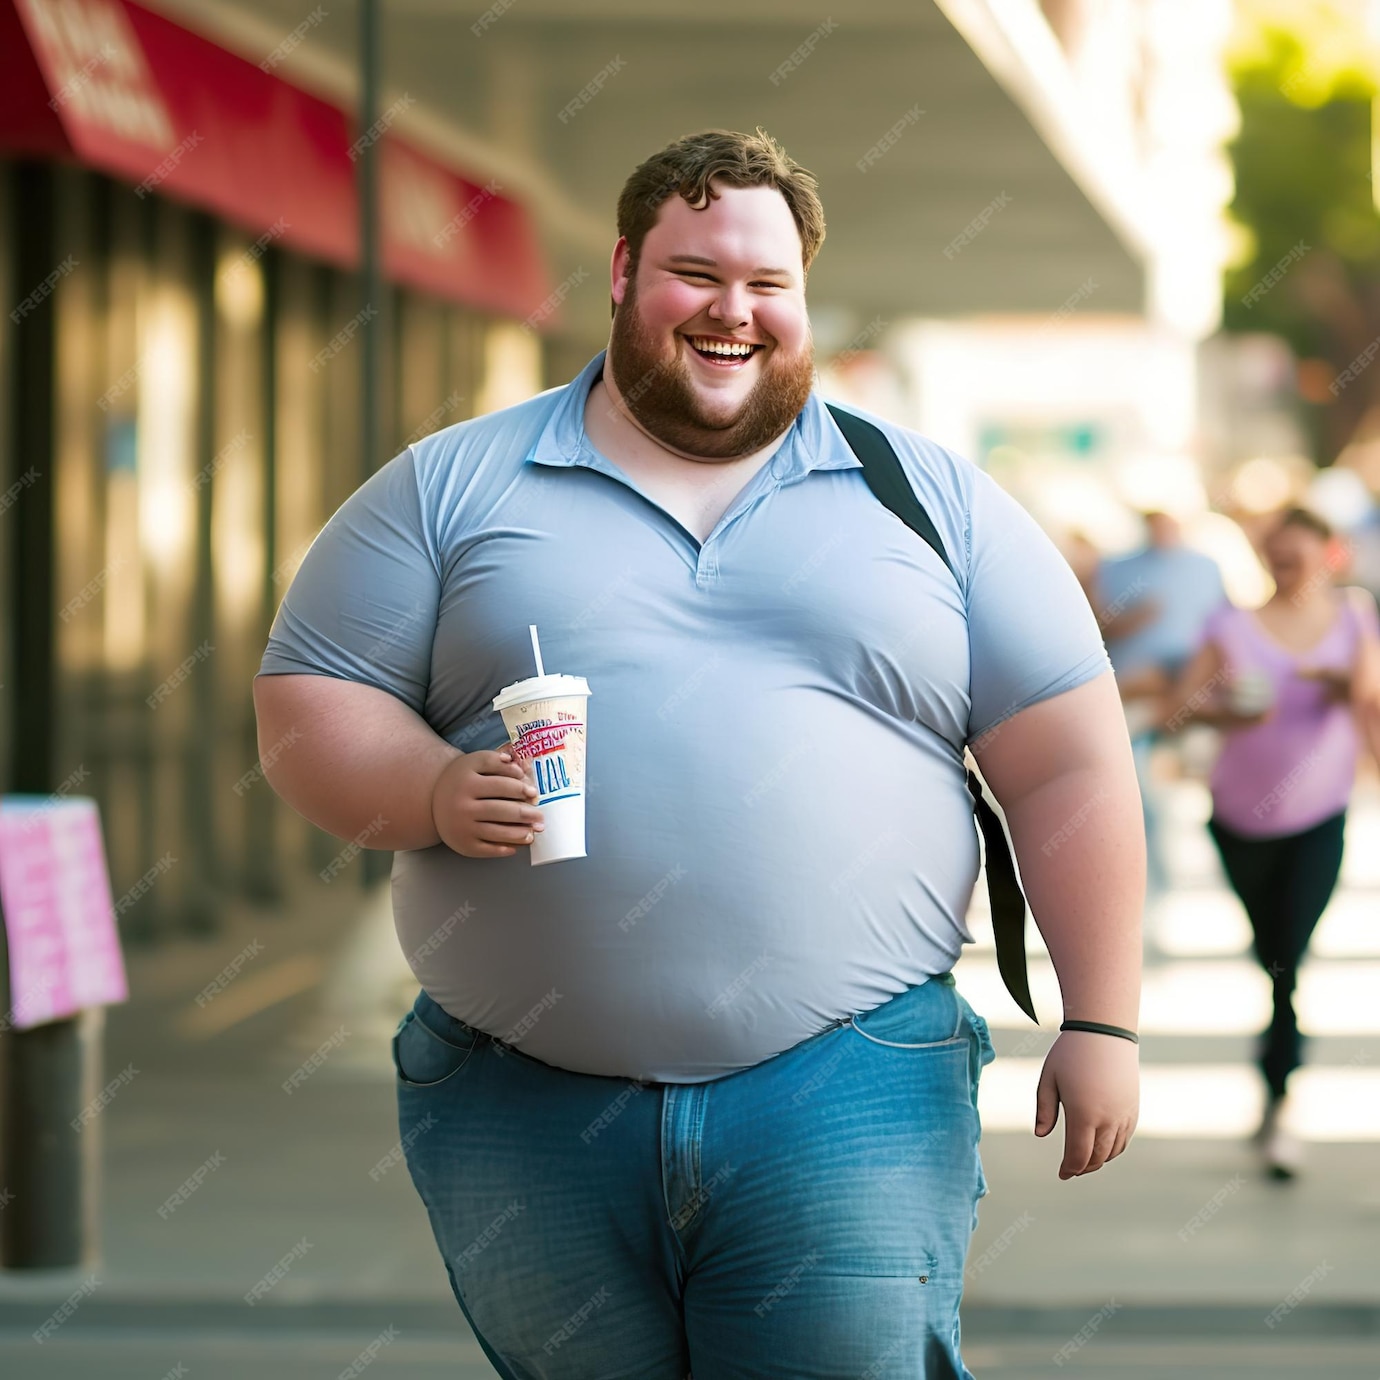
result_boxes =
[608,278,816,460]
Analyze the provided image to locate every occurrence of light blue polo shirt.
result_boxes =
[258,351,1109,1081]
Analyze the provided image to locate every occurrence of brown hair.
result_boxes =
[616,128,826,278]
[1276,505,1333,541]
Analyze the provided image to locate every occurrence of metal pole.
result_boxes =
[359,0,392,888]
[0,161,95,1270]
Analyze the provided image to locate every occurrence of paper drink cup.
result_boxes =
[491,674,591,865]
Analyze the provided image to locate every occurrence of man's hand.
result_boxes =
[431,749,545,858]
[1034,1031,1139,1179]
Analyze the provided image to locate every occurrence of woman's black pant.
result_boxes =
[1207,811,1346,1099]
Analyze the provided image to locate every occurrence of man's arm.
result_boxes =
[252,674,460,851]
[972,670,1142,1177]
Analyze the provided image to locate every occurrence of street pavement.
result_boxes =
[2,770,1378,1377]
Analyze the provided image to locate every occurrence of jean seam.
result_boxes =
[845,1023,968,1051]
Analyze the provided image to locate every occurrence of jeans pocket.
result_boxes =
[392,1008,483,1088]
[846,977,968,1050]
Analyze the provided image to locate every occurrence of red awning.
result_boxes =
[0,0,551,319]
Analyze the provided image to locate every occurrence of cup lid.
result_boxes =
[492,674,591,714]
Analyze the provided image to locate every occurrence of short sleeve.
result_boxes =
[257,449,440,715]
[965,468,1111,742]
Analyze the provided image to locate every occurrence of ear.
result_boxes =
[611,236,632,308]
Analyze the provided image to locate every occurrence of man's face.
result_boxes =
[607,182,815,460]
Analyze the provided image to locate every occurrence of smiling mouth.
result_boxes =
[685,335,764,367]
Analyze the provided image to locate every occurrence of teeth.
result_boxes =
[690,338,756,357]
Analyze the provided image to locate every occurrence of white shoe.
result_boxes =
[1262,1125,1303,1180]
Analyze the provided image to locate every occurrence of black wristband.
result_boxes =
[1060,1019,1139,1045]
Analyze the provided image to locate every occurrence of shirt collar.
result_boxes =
[525,349,863,483]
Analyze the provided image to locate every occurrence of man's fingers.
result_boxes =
[1034,1067,1059,1138]
[1058,1122,1096,1179]
[1078,1122,1120,1176]
[1108,1121,1131,1162]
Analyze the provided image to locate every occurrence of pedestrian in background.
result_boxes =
[1097,509,1228,897]
[1160,507,1380,1178]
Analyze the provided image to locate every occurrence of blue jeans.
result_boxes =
[394,974,996,1379]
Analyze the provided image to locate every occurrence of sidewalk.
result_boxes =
[2,778,1377,1375]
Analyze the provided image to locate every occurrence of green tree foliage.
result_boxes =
[1225,25,1380,458]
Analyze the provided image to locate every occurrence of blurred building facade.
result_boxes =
[0,0,549,936]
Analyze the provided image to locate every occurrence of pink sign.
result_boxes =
[0,796,128,1030]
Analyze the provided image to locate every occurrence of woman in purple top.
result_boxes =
[1162,508,1380,1178]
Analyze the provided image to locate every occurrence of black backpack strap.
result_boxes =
[826,403,1038,1024]
[826,404,954,580]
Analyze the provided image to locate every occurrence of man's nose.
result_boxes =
[707,282,750,328]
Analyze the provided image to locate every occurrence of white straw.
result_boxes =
[529,624,545,677]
